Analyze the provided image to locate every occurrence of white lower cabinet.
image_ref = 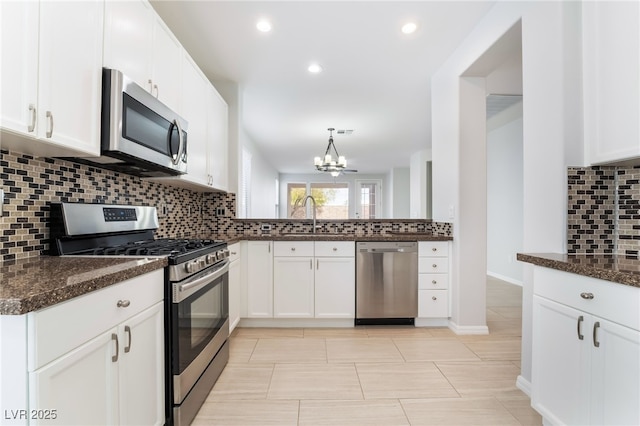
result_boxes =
[228,242,241,332]
[532,267,640,426]
[29,302,164,426]
[246,241,273,318]
[1,269,165,426]
[272,241,355,320]
[417,241,451,319]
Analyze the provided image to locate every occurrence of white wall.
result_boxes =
[431,1,582,393]
[487,102,523,284]
[241,129,278,218]
[410,149,432,218]
[387,167,410,218]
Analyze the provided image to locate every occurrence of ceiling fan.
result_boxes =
[313,128,358,177]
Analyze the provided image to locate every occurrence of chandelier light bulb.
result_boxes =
[331,171,340,177]
[314,156,322,166]
[324,154,332,164]
[338,156,346,167]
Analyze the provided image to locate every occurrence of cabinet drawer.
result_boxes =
[274,241,314,257]
[419,273,449,290]
[28,269,164,370]
[418,290,449,318]
[534,267,640,331]
[314,241,355,257]
[418,257,449,273]
[418,241,449,257]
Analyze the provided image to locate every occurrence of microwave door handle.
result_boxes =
[172,119,185,166]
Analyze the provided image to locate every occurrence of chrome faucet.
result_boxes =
[301,195,317,233]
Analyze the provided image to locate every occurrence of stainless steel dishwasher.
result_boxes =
[356,241,418,325]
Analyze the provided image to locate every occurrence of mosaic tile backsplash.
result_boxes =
[1,149,452,261]
[568,166,640,257]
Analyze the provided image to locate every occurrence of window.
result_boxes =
[310,183,349,219]
[356,180,381,219]
[287,183,307,218]
[286,182,349,219]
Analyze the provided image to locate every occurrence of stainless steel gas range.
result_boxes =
[50,202,229,426]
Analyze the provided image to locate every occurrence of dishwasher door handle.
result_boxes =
[361,248,414,253]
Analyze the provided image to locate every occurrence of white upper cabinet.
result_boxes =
[1,0,103,157]
[103,0,154,90]
[584,1,640,165]
[207,83,229,192]
[104,0,182,112]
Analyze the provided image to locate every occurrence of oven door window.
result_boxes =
[172,270,228,374]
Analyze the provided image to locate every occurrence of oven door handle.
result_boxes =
[174,260,229,302]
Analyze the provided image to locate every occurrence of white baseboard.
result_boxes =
[448,320,489,335]
[516,375,532,397]
[415,318,449,327]
[487,271,523,286]
[238,318,354,328]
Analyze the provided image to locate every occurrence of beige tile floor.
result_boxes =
[192,277,542,425]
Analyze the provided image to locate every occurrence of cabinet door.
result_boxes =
[229,258,241,332]
[274,257,315,318]
[207,84,229,191]
[584,1,640,164]
[29,330,118,425]
[532,296,590,426]
[246,241,273,318]
[151,17,182,112]
[315,257,355,318]
[118,302,165,426]
[590,318,640,426]
[0,0,38,135]
[180,53,210,186]
[103,0,154,90]
[38,0,102,155]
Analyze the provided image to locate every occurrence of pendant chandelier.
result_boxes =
[313,128,357,177]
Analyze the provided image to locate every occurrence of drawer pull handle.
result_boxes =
[580,292,594,300]
[117,299,131,308]
[577,315,584,340]
[432,248,437,252]
[231,251,237,255]
[593,321,600,348]
[111,333,119,362]
[432,296,437,301]
[124,325,132,353]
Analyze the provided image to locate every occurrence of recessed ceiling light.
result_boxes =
[308,63,323,74]
[401,22,418,34]
[256,19,272,32]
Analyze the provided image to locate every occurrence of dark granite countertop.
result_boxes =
[517,253,640,288]
[218,233,453,245]
[0,256,168,315]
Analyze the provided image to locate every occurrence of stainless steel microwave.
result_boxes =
[74,68,188,177]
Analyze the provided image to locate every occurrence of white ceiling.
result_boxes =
[150,1,496,174]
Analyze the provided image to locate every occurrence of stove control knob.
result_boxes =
[206,254,216,264]
[185,261,196,273]
[199,259,206,268]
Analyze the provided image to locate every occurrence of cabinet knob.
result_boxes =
[291,247,296,251]
[432,280,437,285]
[432,296,437,301]
[333,247,337,251]
[432,264,438,268]
[580,292,594,300]
[117,299,131,308]
[432,247,437,252]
